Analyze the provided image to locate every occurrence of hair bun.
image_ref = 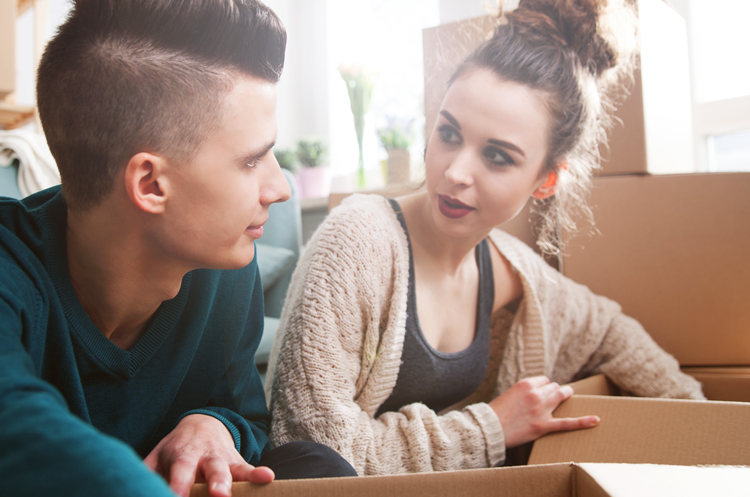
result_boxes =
[505,0,637,81]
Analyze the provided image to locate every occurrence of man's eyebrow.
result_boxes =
[239,140,276,164]
[488,139,526,158]
[439,110,461,130]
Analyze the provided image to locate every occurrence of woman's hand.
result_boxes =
[488,376,599,448]
[144,414,275,497]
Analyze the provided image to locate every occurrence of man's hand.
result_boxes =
[144,414,274,497]
[489,376,600,448]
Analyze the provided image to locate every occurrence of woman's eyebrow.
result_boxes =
[488,139,526,158]
[439,110,461,130]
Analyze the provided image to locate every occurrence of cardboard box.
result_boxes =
[422,0,695,176]
[191,462,750,497]
[0,0,17,99]
[562,172,750,366]
[529,395,750,466]
[682,367,750,403]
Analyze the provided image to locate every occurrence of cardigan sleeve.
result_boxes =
[266,197,506,475]
[521,249,704,400]
[579,312,705,399]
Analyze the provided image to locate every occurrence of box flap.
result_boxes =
[578,463,750,497]
[529,396,750,466]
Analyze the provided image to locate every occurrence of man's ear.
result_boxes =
[532,162,567,200]
[124,153,170,214]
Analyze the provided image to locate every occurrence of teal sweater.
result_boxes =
[0,187,271,496]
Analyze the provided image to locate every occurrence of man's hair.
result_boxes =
[37,0,287,211]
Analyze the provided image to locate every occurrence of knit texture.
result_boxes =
[266,194,704,476]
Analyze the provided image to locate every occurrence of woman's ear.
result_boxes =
[124,152,170,214]
[532,170,558,200]
[532,162,567,200]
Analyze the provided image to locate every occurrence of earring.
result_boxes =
[533,171,558,200]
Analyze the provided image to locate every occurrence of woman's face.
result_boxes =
[424,67,554,239]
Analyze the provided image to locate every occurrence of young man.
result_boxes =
[0,1,355,496]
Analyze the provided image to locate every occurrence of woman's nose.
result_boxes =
[444,149,475,186]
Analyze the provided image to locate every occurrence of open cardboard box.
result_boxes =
[191,462,750,497]
[190,375,750,496]
[682,367,750,403]
[528,375,750,466]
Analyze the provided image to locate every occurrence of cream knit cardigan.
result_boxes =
[265,194,704,476]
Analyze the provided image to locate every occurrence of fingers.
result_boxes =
[168,456,200,497]
[247,466,275,484]
[523,375,552,389]
[229,462,275,484]
[543,384,574,407]
[547,415,600,433]
[143,451,159,473]
[202,456,234,497]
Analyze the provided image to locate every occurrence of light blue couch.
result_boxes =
[254,168,302,364]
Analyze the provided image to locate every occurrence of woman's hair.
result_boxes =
[450,0,638,255]
[37,0,286,211]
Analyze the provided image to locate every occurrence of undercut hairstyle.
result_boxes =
[450,0,637,256]
[37,0,287,211]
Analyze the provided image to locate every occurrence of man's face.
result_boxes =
[156,74,290,270]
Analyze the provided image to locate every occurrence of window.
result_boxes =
[676,0,750,172]
[325,0,440,189]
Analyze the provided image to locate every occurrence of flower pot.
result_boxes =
[296,166,331,199]
[386,148,410,186]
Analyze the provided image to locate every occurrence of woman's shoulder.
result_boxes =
[487,228,545,268]
[302,193,408,265]
[322,193,404,241]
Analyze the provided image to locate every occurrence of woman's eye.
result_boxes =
[437,125,462,145]
[483,147,514,166]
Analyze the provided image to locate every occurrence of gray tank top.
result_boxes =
[376,198,493,416]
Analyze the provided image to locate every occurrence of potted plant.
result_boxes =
[274,148,298,173]
[338,62,378,190]
[295,138,330,198]
[377,118,414,186]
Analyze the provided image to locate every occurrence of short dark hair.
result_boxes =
[37,0,287,211]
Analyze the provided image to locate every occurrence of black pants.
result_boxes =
[258,441,358,480]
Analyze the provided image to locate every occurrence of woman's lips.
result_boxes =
[437,195,475,219]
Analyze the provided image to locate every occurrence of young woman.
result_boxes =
[266,0,704,476]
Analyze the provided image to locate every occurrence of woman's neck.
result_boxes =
[397,190,489,275]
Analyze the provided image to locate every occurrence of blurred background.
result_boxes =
[7,0,750,192]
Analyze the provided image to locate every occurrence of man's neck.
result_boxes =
[66,204,187,351]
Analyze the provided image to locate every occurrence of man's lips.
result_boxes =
[245,221,266,238]
[437,195,475,219]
